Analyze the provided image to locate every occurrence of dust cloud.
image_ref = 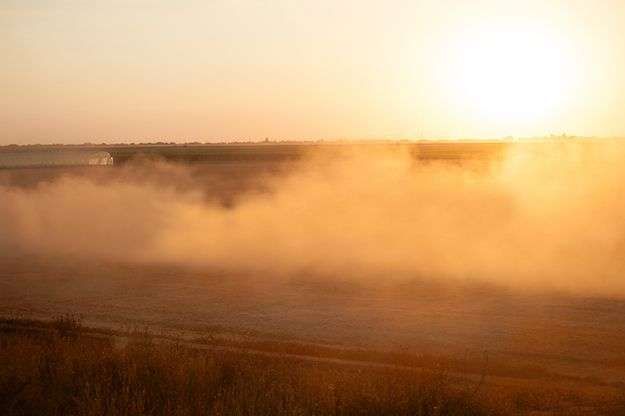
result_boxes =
[1,142,625,295]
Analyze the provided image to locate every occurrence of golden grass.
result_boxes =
[1,316,624,415]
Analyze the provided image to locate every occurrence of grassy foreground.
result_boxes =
[1,316,623,415]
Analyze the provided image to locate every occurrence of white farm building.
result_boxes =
[0,150,114,168]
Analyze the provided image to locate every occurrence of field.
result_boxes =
[2,142,625,415]
[3,315,625,416]
[0,141,508,165]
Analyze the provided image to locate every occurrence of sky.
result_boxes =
[2,0,625,144]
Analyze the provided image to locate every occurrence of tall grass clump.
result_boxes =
[0,324,505,416]
[1,320,623,415]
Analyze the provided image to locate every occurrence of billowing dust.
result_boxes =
[2,142,625,295]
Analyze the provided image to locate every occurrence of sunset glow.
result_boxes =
[441,23,580,127]
[4,2,625,413]
[1,1,625,143]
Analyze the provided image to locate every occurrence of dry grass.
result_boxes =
[1,316,624,415]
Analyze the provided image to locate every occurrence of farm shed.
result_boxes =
[0,150,114,168]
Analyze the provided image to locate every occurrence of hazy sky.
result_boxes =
[2,0,625,144]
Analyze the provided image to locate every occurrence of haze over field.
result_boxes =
[4,2,625,412]
[2,143,625,296]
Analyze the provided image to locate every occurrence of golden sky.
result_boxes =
[2,0,625,144]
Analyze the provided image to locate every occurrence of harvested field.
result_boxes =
[2,142,625,414]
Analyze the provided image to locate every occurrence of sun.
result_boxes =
[441,22,578,129]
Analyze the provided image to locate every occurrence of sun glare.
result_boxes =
[441,23,579,130]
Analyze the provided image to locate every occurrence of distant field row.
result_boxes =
[1,142,509,164]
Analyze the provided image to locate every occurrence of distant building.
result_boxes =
[0,150,114,168]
